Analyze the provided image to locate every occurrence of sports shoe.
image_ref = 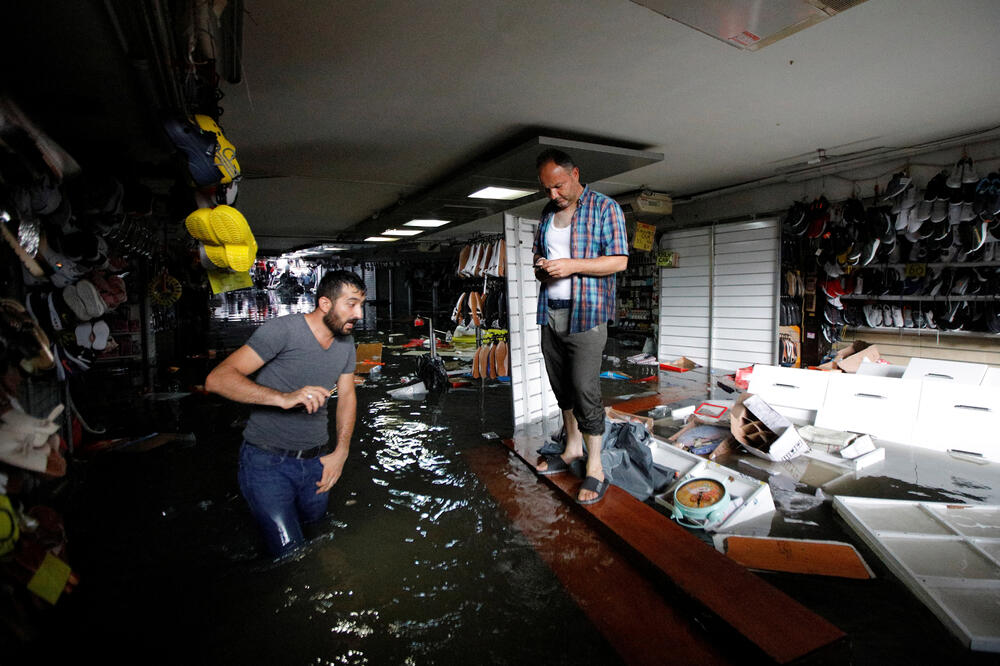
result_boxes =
[931,199,948,223]
[61,284,91,321]
[883,172,911,199]
[902,306,914,328]
[74,279,106,319]
[863,304,882,328]
[891,305,904,328]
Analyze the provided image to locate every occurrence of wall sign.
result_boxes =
[633,222,655,251]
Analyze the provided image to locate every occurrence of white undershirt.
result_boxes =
[545,223,572,300]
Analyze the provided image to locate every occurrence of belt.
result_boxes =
[248,441,329,459]
[547,299,572,310]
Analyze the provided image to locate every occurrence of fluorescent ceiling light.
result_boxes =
[468,186,536,200]
[365,236,399,242]
[405,219,450,228]
[382,228,423,236]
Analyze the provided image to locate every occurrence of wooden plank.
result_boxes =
[719,536,875,580]
[462,445,731,666]
[502,435,847,664]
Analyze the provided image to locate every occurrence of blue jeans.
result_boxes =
[238,442,329,557]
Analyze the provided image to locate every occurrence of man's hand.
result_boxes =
[315,450,347,494]
[284,386,331,413]
[535,257,576,279]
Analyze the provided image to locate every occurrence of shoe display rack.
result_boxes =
[782,161,1000,353]
[615,250,658,338]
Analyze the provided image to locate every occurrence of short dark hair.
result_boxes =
[536,148,576,172]
[317,269,366,302]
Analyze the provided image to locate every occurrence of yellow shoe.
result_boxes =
[202,243,229,269]
[208,205,252,245]
[185,208,221,245]
[224,244,254,273]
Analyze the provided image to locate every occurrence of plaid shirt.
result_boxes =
[533,185,628,333]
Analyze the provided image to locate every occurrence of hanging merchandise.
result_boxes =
[185,204,257,293]
[193,115,241,185]
[148,269,183,306]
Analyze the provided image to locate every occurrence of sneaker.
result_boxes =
[891,305,904,328]
[74,279,106,319]
[963,157,979,184]
[946,159,964,189]
[882,304,893,328]
[885,173,912,199]
[914,198,932,223]
[931,199,948,223]
[902,306,914,328]
[61,284,91,321]
[864,304,882,327]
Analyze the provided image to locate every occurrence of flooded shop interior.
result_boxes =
[3,1,1000,664]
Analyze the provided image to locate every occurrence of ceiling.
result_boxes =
[5,0,1000,254]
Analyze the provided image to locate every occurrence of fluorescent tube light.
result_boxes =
[468,186,536,200]
[365,236,399,242]
[405,219,451,228]
[382,228,423,236]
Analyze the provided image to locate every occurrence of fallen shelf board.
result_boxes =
[715,535,875,580]
[504,433,847,664]
[463,445,731,666]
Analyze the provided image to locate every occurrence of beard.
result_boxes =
[323,310,356,336]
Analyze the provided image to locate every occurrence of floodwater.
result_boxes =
[37,290,1000,665]
[48,290,623,665]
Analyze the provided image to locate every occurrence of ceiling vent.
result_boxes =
[630,0,869,51]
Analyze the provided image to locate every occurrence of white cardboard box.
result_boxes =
[815,374,922,444]
[911,381,1000,461]
[747,365,831,425]
[901,358,988,386]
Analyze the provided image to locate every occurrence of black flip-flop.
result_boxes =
[537,454,572,476]
[577,475,610,505]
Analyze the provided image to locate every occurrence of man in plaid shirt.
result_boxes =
[532,148,628,504]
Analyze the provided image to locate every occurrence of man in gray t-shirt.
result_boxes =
[206,270,366,556]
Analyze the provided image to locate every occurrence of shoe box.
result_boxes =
[816,373,923,445]
[753,358,1000,461]
[747,364,832,425]
[900,357,988,385]
[911,381,1000,459]
[983,367,1000,388]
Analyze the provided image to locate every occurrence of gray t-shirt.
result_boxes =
[242,314,355,450]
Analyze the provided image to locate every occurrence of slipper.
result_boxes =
[577,475,610,505]
[536,454,572,476]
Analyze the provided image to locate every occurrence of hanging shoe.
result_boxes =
[451,292,467,323]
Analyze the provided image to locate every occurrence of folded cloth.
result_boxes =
[538,418,674,502]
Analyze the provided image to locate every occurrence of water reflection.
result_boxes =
[210,288,316,323]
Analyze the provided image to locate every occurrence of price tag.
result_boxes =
[904,263,926,278]
[656,250,678,268]
[633,222,655,251]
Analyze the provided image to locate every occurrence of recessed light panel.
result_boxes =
[383,228,423,236]
[468,186,536,200]
[365,236,399,242]
[405,219,451,227]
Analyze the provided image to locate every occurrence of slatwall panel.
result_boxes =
[504,214,559,429]
[711,220,778,371]
[657,221,778,373]
[841,330,1000,368]
[658,228,711,366]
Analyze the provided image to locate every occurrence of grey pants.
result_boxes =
[540,308,607,436]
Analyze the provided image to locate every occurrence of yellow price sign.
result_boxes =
[904,263,926,278]
[633,222,655,252]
